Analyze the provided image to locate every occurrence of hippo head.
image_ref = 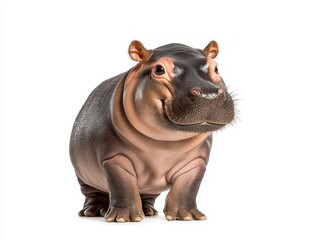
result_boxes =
[123,40,235,140]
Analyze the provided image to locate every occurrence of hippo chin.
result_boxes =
[69,40,235,222]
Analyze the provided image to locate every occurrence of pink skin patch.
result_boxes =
[206,57,224,95]
[151,58,175,83]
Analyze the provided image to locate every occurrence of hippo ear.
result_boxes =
[128,40,152,62]
[204,40,219,59]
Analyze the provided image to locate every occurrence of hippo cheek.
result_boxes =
[161,93,234,133]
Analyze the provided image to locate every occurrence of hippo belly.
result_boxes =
[74,139,209,195]
[130,149,204,194]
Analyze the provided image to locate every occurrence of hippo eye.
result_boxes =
[154,65,165,75]
[214,66,219,74]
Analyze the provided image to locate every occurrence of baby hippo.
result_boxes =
[69,40,235,222]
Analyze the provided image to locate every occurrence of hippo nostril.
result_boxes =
[190,87,225,100]
[217,88,224,96]
[191,88,201,96]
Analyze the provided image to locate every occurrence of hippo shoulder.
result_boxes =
[70,72,128,148]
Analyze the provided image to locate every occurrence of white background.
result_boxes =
[1,0,318,239]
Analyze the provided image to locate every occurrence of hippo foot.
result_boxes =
[164,205,207,221]
[78,193,109,217]
[141,194,159,216]
[143,205,158,216]
[105,206,144,222]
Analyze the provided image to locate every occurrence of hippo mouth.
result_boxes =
[160,100,228,133]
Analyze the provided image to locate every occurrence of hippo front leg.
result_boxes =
[164,158,207,221]
[102,156,144,222]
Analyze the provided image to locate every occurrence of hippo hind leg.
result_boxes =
[77,177,110,217]
[140,194,160,216]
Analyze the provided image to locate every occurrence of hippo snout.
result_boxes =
[163,88,234,133]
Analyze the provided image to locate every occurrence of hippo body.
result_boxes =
[70,41,235,222]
